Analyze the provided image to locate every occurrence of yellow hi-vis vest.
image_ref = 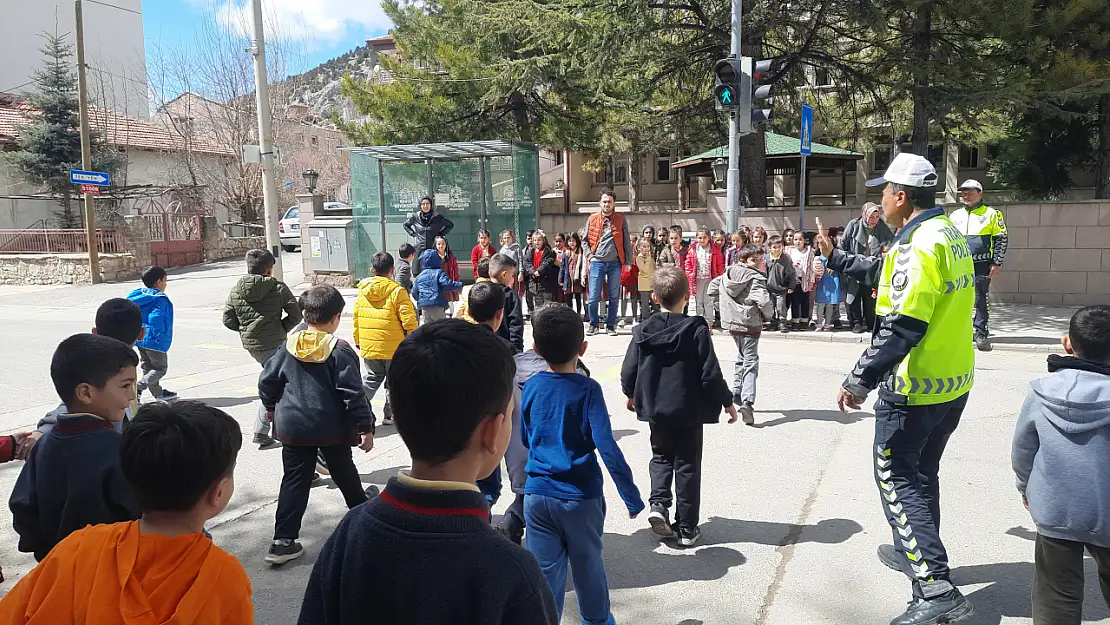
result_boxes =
[877,211,976,406]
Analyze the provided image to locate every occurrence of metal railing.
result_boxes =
[0,228,127,254]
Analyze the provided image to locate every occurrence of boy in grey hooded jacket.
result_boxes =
[1012,304,1110,624]
[708,244,773,426]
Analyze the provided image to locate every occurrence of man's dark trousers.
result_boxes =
[1033,534,1110,625]
[848,283,877,331]
[973,262,991,337]
[874,392,968,598]
[648,423,703,532]
[274,444,367,540]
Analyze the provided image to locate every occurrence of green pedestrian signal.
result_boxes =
[713,57,741,112]
[716,85,735,106]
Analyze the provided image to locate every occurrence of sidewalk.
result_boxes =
[760,303,1072,353]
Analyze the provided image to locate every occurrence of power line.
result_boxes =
[0,80,39,94]
[83,0,142,16]
[87,66,150,90]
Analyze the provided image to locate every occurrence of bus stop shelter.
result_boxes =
[343,140,540,279]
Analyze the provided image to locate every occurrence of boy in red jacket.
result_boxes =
[683,226,725,324]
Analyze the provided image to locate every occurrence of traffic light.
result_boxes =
[713,57,742,111]
[750,57,777,126]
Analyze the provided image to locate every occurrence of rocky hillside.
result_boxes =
[283,44,380,124]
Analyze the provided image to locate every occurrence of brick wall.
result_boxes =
[984,201,1109,306]
[541,199,1110,306]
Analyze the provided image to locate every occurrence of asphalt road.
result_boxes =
[0,254,1106,625]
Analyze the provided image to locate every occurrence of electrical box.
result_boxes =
[307,218,355,274]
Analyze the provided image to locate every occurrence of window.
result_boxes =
[873,147,892,172]
[815,69,832,87]
[310,136,319,146]
[613,157,628,184]
[594,163,611,185]
[926,144,943,167]
[959,146,980,169]
[655,151,673,183]
[554,151,565,165]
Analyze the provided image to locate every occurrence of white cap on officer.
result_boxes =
[957,179,983,192]
[866,153,939,188]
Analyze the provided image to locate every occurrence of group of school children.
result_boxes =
[3,232,1110,625]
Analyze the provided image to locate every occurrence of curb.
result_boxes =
[750,329,1057,354]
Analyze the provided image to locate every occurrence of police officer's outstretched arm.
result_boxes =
[816,218,882,286]
[841,240,945,408]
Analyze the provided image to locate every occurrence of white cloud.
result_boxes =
[212,0,391,45]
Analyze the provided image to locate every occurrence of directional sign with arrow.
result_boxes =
[70,169,110,186]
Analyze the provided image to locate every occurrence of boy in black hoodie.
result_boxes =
[259,285,376,565]
[490,252,525,352]
[620,266,736,547]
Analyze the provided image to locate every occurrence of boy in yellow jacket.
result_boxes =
[354,251,419,425]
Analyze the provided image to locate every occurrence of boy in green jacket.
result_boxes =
[223,248,301,448]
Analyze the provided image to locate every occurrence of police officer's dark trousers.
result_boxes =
[973,262,991,337]
[874,392,969,598]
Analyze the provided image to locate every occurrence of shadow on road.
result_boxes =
[953,560,1110,625]
[754,409,868,428]
[695,516,864,547]
[612,428,639,442]
[191,396,257,408]
[603,529,747,590]
[359,464,409,486]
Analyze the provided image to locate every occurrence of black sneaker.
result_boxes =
[647,505,674,538]
[852,324,866,334]
[252,434,280,450]
[265,539,304,565]
[382,402,394,426]
[495,513,525,545]
[606,326,618,336]
[587,326,599,336]
[364,484,380,498]
[877,544,910,577]
[740,403,755,426]
[677,525,701,547]
[890,590,972,625]
[975,335,993,352]
[156,389,178,401]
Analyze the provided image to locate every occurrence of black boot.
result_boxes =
[890,582,972,625]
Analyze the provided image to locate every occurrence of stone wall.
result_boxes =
[541,198,1110,306]
[0,253,140,285]
[205,234,268,262]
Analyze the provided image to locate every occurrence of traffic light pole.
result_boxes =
[726,0,742,233]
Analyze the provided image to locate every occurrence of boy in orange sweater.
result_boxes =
[0,400,253,624]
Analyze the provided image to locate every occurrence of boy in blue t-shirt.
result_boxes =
[520,303,644,624]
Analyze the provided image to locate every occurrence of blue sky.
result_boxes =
[144,0,392,78]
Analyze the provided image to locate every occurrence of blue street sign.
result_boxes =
[69,169,110,186]
[800,104,813,155]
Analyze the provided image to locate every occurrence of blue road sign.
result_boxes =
[800,105,813,155]
[69,169,110,186]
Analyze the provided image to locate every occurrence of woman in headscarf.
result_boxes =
[838,202,894,333]
[403,195,455,274]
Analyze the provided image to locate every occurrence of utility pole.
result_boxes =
[250,0,283,281]
[75,0,100,284]
[726,0,742,233]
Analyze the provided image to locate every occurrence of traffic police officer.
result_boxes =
[949,180,1007,352]
[816,153,976,625]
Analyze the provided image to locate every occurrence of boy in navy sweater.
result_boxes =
[521,304,645,624]
[9,333,142,561]
[259,285,376,565]
[298,319,557,625]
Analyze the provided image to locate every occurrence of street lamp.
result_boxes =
[711,158,727,189]
[302,168,319,194]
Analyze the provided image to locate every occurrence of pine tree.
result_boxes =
[4,33,122,227]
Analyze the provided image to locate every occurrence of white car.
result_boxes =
[278,203,348,252]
